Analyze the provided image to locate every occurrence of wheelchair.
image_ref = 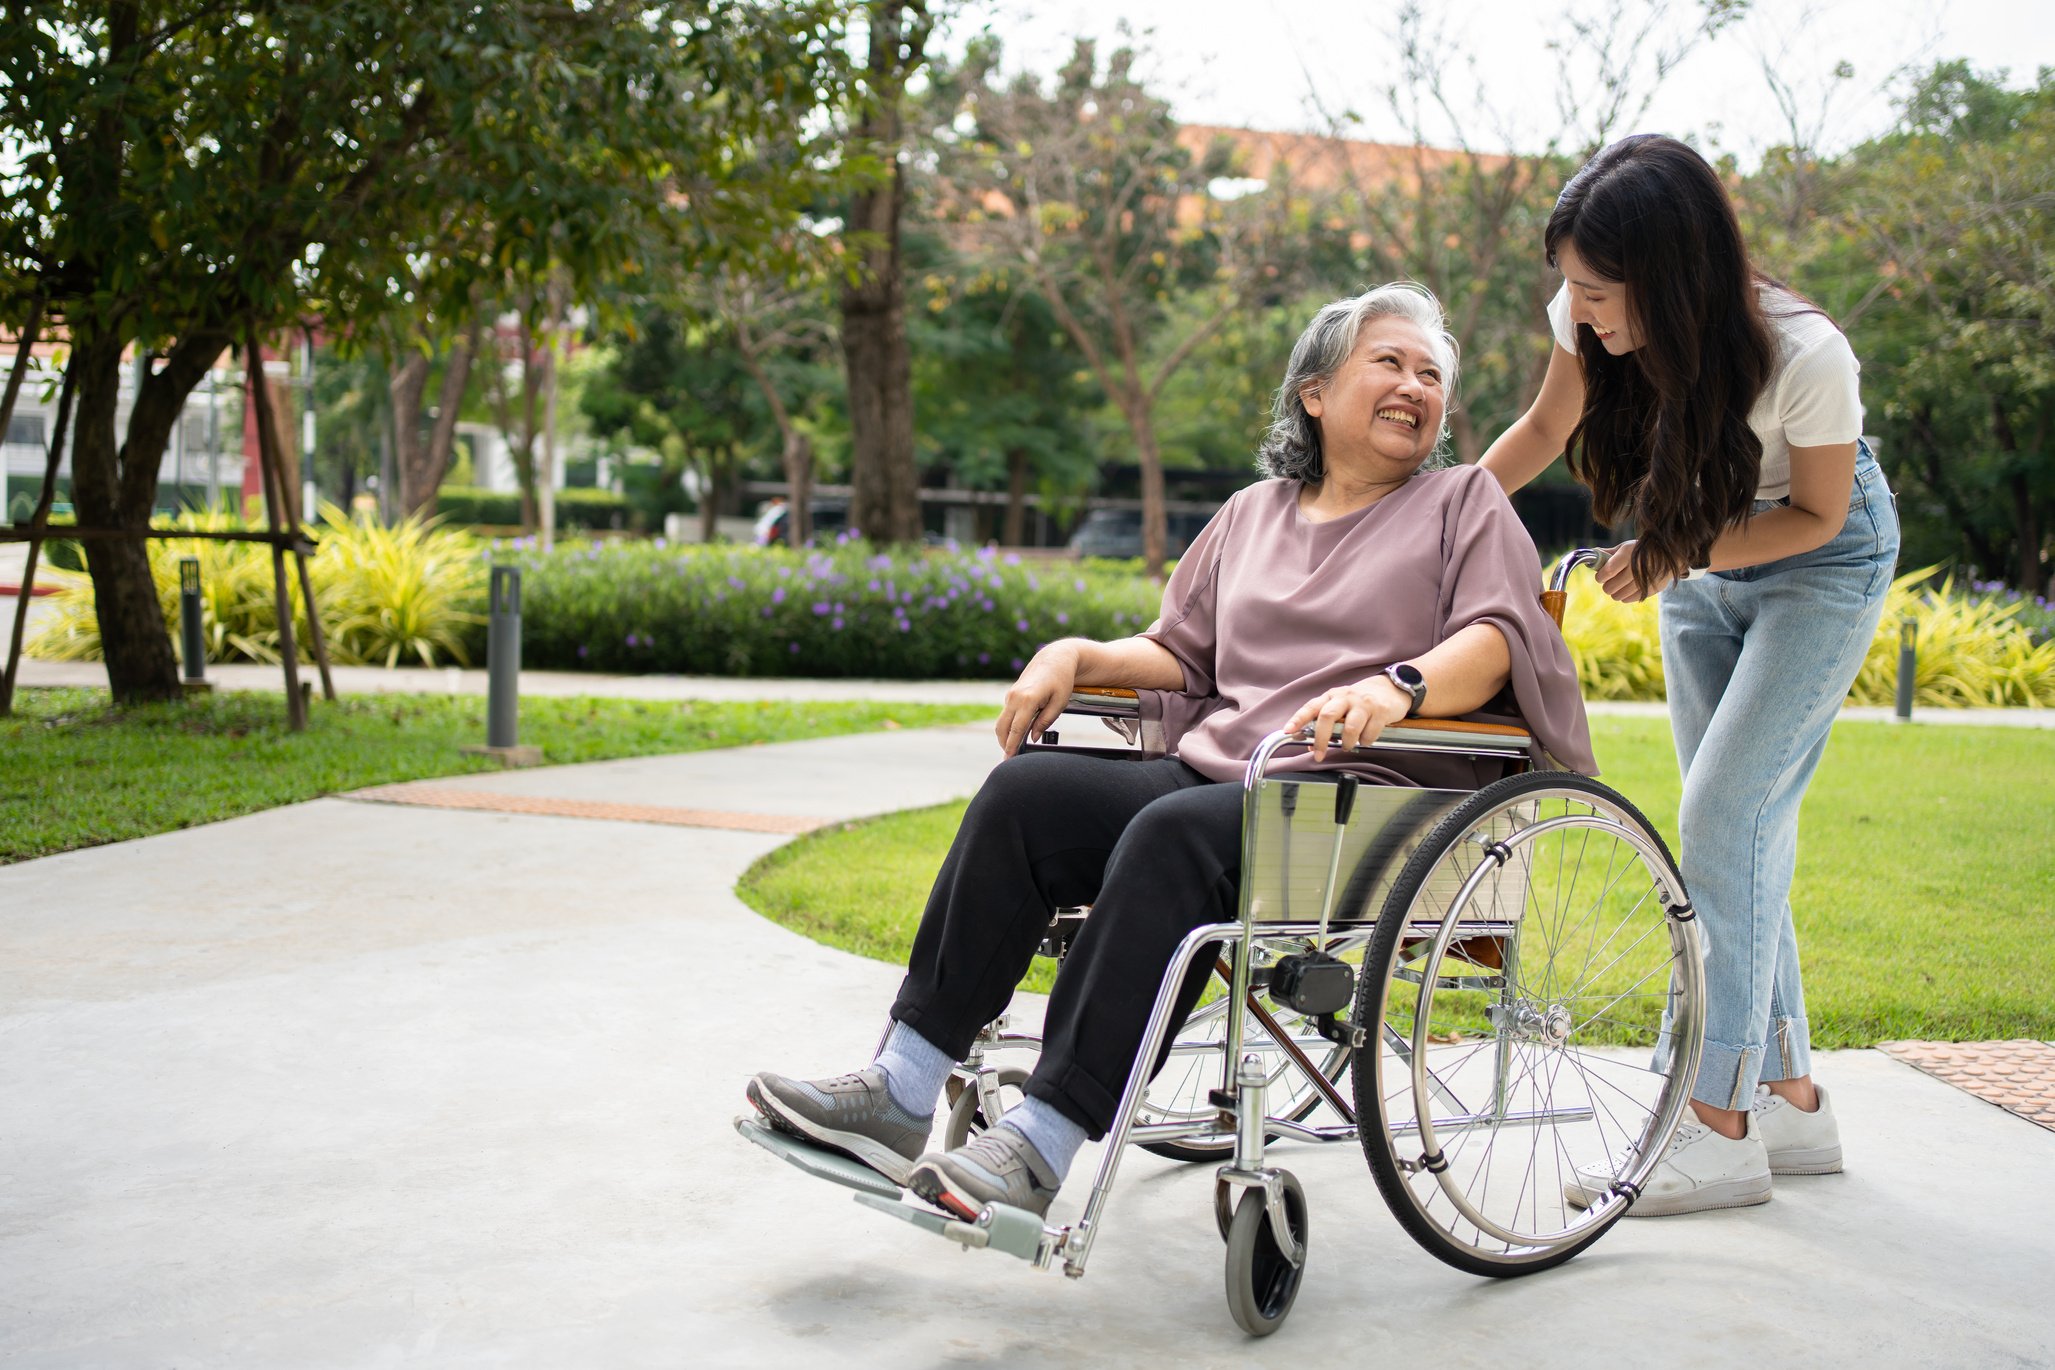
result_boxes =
[739,549,1706,1336]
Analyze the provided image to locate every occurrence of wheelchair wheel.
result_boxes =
[1353,771,1704,1276]
[1136,963,1354,1162]
[1223,1170,1308,1336]
[942,1066,1029,1150]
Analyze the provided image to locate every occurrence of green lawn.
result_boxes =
[738,716,2055,1046]
[0,687,987,865]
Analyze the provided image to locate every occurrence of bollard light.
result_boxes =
[487,565,522,750]
[179,557,205,682]
[1894,614,1916,721]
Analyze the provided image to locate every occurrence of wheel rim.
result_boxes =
[1367,783,1703,1261]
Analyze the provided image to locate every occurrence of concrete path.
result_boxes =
[13,650,2055,726]
[3,727,2053,1369]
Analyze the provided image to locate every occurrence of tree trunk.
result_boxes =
[1003,446,1030,547]
[392,326,477,520]
[840,1,925,545]
[69,329,181,702]
[390,352,432,512]
[784,431,815,548]
[1127,405,1168,579]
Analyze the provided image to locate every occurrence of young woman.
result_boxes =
[1483,134,1900,1216]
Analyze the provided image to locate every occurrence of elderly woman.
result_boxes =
[747,283,1592,1222]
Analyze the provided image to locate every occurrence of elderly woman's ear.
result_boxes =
[1300,382,1325,419]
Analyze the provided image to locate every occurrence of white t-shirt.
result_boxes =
[1546,282,1864,501]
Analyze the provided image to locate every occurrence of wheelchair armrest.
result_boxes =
[1058,687,1533,759]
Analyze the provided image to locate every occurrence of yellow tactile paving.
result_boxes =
[1877,1039,2055,1132]
[346,783,828,835]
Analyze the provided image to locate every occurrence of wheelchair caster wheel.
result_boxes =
[1213,1179,1235,1243]
[1224,1171,1307,1336]
[943,1066,1030,1150]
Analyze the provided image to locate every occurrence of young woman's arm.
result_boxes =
[1596,439,1860,602]
[1479,343,1585,494]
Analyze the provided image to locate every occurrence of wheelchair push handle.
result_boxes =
[1542,546,1610,628]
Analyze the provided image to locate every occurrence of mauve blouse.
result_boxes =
[1134,465,1596,787]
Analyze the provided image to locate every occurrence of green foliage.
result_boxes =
[1555,566,2055,707]
[503,539,1159,678]
[436,486,631,533]
[0,687,987,865]
[27,507,487,669]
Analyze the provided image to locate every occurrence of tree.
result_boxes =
[911,259,1103,546]
[0,1,850,700]
[1829,64,2055,591]
[840,0,936,545]
[945,38,1307,575]
[1297,0,1744,464]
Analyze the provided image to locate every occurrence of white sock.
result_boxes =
[872,1020,951,1117]
[999,1097,1088,1181]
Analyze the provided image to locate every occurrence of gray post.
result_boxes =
[179,557,206,683]
[487,565,521,749]
[1894,614,1916,721]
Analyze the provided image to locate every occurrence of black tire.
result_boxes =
[1223,1170,1309,1336]
[1352,771,1702,1277]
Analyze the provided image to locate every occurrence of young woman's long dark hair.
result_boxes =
[1546,134,1778,588]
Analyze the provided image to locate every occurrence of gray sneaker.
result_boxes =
[908,1125,1060,1220]
[746,1066,932,1186]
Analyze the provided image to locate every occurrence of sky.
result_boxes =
[954,0,2055,164]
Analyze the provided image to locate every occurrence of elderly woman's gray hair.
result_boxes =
[1257,283,1461,481]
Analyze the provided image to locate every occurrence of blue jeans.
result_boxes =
[1658,444,1899,1109]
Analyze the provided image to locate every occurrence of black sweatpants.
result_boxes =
[888,750,1246,1138]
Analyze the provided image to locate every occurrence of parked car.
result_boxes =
[1066,508,1216,560]
[753,499,851,547]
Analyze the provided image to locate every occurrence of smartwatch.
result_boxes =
[1382,662,1427,718]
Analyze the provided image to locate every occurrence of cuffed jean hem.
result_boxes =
[1696,1016,1813,1109]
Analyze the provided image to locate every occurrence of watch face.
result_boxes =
[1393,664,1424,689]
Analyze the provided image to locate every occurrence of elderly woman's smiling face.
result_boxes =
[1300,315,1447,478]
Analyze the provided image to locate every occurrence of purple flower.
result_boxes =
[867,579,881,592]
[626,633,639,647]
[790,642,800,653]
[1010,657,1024,671]
[577,644,588,659]
[1074,579,1087,592]
[1003,552,1020,566]
[977,651,990,664]
[1016,618,1029,632]
[831,617,844,630]
[761,606,773,618]
[1055,611,1069,626]
[772,587,786,604]
[812,602,832,616]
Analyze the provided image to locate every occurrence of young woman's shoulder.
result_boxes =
[1758,283,1855,367]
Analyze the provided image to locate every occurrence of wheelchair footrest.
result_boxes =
[733,1116,903,1200]
[851,1191,1059,1264]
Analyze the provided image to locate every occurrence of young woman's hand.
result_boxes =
[1596,540,1675,603]
[1285,677,1414,761]
[996,641,1081,757]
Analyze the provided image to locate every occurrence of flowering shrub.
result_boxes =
[501,535,1160,678]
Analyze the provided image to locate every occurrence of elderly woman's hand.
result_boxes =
[1286,676,1415,761]
[997,641,1082,757]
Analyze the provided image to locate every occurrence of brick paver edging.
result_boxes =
[345,782,829,835]
[1877,1040,2055,1131]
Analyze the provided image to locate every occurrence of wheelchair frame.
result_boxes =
[740,549,1708,1336]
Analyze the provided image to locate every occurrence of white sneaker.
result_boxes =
[1752,1083,1844,1175]
[1564,1113,1773,1216]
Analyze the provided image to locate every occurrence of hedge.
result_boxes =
[436,485,631,531]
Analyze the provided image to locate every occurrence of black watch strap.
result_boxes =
[1383,663,1427,718]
